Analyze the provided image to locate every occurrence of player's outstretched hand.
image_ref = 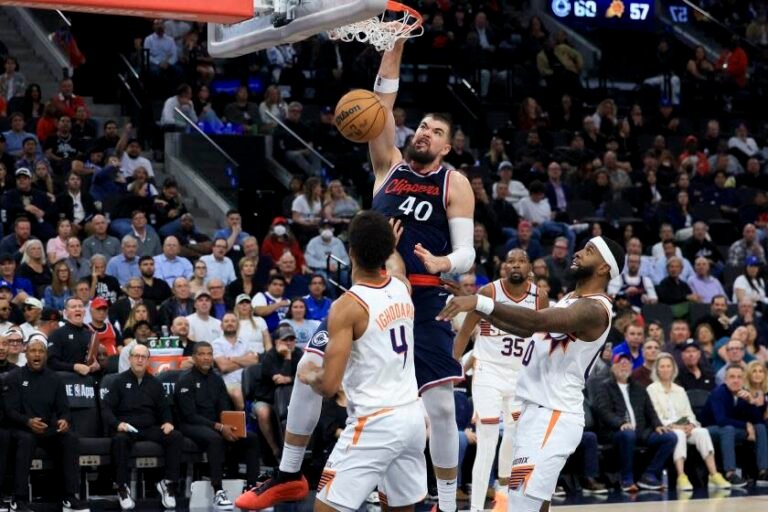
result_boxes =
[414,243,445,274]
[389,218,403,245]
[436,295,478,321]
[440,278,462,296]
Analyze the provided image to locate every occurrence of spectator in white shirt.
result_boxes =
[515,180,576,252]
[304,222,350,286]
[493,161,529,205]
[160,83,197,129]
[651,223,682,262]
[119,138,154,179]
[200,238,236,285]
[608,253,658,310]
[728,122,761,164]
[212,312,258,410]
[186,289,222,343]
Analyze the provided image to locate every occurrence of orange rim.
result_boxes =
[386,0,423,26]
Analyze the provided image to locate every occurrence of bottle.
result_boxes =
[661,469,668,489]
[161,325,169,338]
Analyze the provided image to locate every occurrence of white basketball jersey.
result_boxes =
[343,277,418,417]
[474,280,539,369]
[515,292,612,415]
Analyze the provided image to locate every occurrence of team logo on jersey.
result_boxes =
[311,330,329,347]
[545,332,576,354]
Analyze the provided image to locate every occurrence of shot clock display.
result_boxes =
[549,0,656,30]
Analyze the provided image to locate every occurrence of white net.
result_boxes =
[327,4,423,52]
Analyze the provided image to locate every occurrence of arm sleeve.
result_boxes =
[303,240,325,269]
[446,217,476,274]
[592,384,624,430]
[711,395,746,429]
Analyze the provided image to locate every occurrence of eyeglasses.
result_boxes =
[0,307,10,311]
[727,347,745,352]
[130,354,149,360]
[208,286,224,290]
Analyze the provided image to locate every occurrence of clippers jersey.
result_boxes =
[474,281,539,369]
[344,277,418,417]
[515,293,612,415]
[371,162,452,276]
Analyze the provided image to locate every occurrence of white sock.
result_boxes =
[278,442,305,474]
[437,478,457,512]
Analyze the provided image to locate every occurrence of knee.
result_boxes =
[582,431,598,448]
[721,425,736,437]
[755,423,767,438]
[167,430,184,443]
[663,432,678,446]
[616,429,636,444]
[256,405,273,422]
[112,432,130,447]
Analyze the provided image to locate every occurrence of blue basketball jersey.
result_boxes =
[371,162,452,276]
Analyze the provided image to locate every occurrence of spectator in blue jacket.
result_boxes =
[701,364,768,486]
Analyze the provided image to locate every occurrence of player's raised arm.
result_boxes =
[369,40,406,181]
[452,284,491,360]
[437,295,609,342]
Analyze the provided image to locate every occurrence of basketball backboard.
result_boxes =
[0,0,253,23]
[207,0,389,57]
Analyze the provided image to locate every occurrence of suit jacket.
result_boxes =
[55,189,97,224]
[109,297,157,330]
[591,376,663,443]
[158,297,195,328]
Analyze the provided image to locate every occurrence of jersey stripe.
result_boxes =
[345,291,369,313]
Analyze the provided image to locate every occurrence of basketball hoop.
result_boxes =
[328,1,424,52]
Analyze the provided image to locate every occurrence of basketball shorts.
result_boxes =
[317,400,427,510]
[508,403,584,502]
[413,286,463,392]
[472,360,521,425]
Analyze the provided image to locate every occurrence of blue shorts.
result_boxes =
[413,287,463,393]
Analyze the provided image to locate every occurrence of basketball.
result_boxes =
[334,89,387,143]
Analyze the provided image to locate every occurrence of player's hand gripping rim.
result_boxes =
[436,295,478,321]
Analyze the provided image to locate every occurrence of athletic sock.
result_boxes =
[278,442,305,475]
[437,478,457,512]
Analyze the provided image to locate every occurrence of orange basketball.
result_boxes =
[334,89,387,143]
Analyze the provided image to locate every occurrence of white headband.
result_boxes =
[590,236,620,280]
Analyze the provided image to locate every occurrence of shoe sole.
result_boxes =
[235,480,309,509]
[156,483,176,509]
[215,503,234,511]
[729,481,748,488]
[637,482,662,491]
[756,481,768,487]
[583,488,609,494]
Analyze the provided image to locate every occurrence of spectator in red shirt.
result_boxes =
[716,37,749,89]
[260,218,306,272]
[51,78,89,119]
[679,135,710,176]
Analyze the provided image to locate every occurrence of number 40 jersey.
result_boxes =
[371,162,452,276]
[474,281,541,372]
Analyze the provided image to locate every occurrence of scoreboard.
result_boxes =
[549,0,655,30]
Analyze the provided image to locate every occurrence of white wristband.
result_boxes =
[475,295,495,315]
[374,75,399,94]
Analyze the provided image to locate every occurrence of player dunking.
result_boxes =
[453,249,547,512]
[236,37,474,512]
[297,210,426,512]
[438,236,625,512]
[368,38,475,512]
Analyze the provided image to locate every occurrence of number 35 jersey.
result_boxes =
[371,162,452,276]
[474,280,540,372]
[344,277,418,417]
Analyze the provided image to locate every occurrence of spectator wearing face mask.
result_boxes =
[304,221,350,287]
[261,217,306,271]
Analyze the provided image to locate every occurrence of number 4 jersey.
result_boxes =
[343,277,419,417]
[371,162,451,276]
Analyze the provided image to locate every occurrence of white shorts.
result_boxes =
[508,403,584,502]
[317,400,427,510]
[472,360,521,425]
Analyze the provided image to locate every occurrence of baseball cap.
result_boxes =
[0,280,11,290]
[271,216,288,226]
[91,297,109,309]
[23,297,43,309]
[235,293,251,304]
[612,352,632,365]
[685,135,698,145]
[14,167,31,178]
[746,255,761,267]
[498,161,514,172]
[320,106,333,115]
[195,289,211,300]
[681,340,701,351]
[275,324,297,341]
[40,308,62,322]
[660,97,673,108]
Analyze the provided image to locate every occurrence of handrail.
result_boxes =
[118,54,141,83]
[263,110,336,169]
[116,73,142,111]
[54,10,71,27]
[173,107,241,169]
[678,0,762,54]
[326,254,349,293]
